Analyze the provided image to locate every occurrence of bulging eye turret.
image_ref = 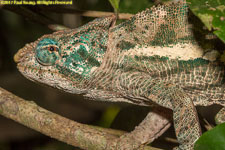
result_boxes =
[35,38,60,66]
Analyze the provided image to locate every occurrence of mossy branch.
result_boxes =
[0,87,161,150]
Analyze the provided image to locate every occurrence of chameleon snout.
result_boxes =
[14,48,24,63]
[14,43,35,63]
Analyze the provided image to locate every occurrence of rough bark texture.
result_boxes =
[0,87,161,150]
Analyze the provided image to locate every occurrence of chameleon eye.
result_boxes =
[35,38,60,66]
[48,46,58,52]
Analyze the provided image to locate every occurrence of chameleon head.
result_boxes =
[14,33,89,94]
[14,16,115,94]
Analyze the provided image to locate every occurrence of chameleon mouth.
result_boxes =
[16,59,88,94]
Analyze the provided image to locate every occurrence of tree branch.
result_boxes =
[0,87,161,150]
[2,5,57,25]
[2,6,133,31]
[39,8,133,20]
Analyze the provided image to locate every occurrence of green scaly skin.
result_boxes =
[14,0,225,149]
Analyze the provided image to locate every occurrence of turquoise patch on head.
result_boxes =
[63,45,91,78]
[36,38,60,66]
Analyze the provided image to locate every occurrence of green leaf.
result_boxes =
[108,0,120,13]
[187,0,225,43]
[194,123,225,150]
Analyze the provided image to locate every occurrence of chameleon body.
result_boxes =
[14,0,225,149]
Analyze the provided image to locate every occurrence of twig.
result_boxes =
[2,6,70,31]
[164,137,178,144]
[203,118,214,131]
[39,8,133,20]
[3,5,56,25]
[0,87,161,150]
[2,6,132,31]
[48,24,71,31]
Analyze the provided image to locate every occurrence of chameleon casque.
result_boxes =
[14,0,225,149]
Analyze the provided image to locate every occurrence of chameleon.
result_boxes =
[14,0,225,149]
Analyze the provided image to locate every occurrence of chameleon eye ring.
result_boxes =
[34,38,61,66]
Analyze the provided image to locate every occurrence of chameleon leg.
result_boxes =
[168,87,202,150]
[112,73,202,149]
[110,107,172,150]
[215,107,225,125]
[143,81,201,150]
